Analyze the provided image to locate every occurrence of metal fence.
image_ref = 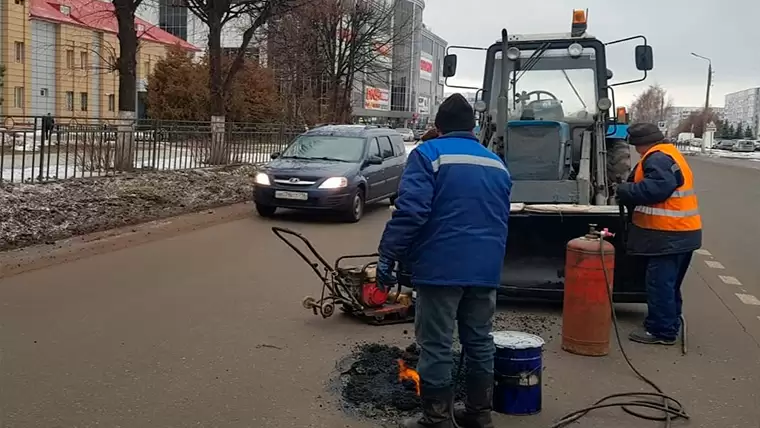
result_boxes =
[0,116,304,184]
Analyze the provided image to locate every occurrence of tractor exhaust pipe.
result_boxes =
[496,29,510,158]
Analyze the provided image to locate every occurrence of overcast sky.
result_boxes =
[423,0,757,107]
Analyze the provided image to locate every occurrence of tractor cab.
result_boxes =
[442,9,654,205]
[439,9,657,302]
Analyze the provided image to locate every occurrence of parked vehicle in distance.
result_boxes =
[754,140,760,151]
[253,125,406,222]
[412,128,426,140]
[715,139,735,150]
[394,127,415,142]
[732,139,755,152]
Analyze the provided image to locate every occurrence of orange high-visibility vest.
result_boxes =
[632,144,702,232]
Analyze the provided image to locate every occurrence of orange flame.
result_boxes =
[397,359,421,396]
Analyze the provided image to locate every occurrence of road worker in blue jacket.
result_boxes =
[377,93,512,428]
[616,122,702,346]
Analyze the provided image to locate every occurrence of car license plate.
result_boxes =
[275,190,308,201]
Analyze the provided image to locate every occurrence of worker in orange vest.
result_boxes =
[616,123,702,346]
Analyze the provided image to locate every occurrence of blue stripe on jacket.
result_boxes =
[378,132,512,287]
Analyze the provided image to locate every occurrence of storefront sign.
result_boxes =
[418,96,430,114]
[364,86,391,111]
[420,52,433,81]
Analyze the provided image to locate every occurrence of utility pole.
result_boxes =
[691,52,712,153]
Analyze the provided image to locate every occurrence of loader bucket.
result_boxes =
[500,211,646,303]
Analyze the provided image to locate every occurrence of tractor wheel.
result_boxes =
[607,139,632,186]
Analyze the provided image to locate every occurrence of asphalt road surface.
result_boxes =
[2,154,760,428]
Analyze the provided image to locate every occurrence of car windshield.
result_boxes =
[280,135,366,162]
[489,46,598,121]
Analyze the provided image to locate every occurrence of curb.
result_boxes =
[0,202,252,279]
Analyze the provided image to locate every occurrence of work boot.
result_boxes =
[628,328,676,346]
[400,384,454,428]
[453,374,495,428]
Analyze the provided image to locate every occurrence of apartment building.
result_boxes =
[0,0,197,120]
[724,88,760,135]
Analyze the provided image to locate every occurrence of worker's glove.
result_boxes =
[377,255,398,290]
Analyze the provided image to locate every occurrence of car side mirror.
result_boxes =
[443,54,458,78]
[270,152,280,159]
[635,45,653,71]
[366,155,383,166]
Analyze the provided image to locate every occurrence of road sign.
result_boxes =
[657,121,667,131]
[706,121,717,132]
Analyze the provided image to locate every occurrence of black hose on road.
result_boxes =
[548,228,690,428]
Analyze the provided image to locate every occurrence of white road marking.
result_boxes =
[719,275,743,286]
[704,260,725,269]
[695,249,712,256]
[735,293,760,306]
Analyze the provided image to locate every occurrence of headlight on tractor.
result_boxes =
[319,177,348,189]
[254,172,271,186]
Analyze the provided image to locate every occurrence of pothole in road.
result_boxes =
[331,310,560,423]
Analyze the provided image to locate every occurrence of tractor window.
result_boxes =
[489,47,598,121]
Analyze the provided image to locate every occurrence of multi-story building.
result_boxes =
[0,0,196,119]
[724,88,760,135]
[415,24,446,127]
[329,0,447,126]
[136,1,267,64]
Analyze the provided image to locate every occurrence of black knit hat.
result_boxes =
[627,122,665,146]
[435,93,476,134]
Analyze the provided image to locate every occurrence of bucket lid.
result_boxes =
[491,331,545,350]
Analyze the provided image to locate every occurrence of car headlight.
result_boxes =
[319,177,348,189]
[254,172,271,186]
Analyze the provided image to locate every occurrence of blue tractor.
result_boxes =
[442,10,653,302]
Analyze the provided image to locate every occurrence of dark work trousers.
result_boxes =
[414,285,497,389]
[644,252,693,340]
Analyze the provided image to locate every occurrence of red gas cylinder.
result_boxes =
[561,225,615,357]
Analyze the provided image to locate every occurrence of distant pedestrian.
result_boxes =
[616,122,702,346]
[42,113,55,141]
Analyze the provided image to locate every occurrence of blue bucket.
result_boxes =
[491,330,545,415]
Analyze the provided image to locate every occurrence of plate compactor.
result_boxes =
[272,227,415,325]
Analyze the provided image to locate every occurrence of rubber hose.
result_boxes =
[548,235,689,428]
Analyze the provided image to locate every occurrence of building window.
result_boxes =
[65,91,74,111]
[14,87,25,108]
[60,4,70,15]
[143,60,151,77]
[14,0,24,4]
[80,93,89,111]
[14,42,24,63]
[40,88,48,97]
[107,94,115,112]
[80,51,88,70]
[66,50,75,69]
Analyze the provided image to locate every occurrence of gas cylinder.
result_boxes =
[561,225,615,357]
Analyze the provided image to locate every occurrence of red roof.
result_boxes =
[30,0,199,51]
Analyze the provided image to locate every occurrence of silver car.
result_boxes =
[732,140,755,152]
[395,128,415,142]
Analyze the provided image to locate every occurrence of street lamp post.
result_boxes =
[691,52,712,153]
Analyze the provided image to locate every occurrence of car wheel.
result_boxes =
[343,189,365,223]
[256,204,277,218]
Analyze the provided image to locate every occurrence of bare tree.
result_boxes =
[182,0,301,163]
[676,109,722,138]
[110,0,145,170]
[269,0,413,123]
[629,84,673,124]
